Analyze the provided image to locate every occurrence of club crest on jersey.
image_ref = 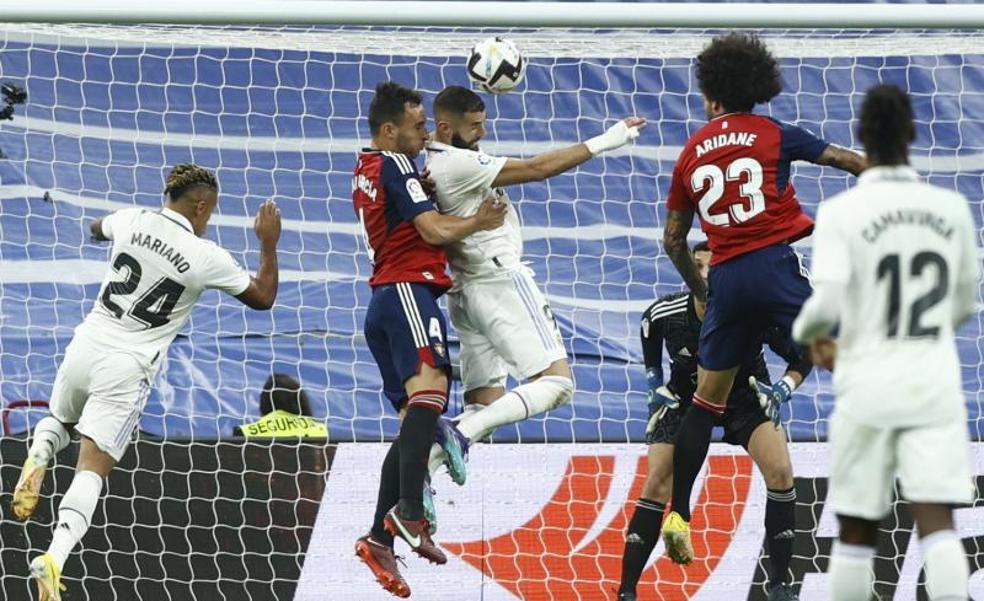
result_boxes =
[476,153,494,166]
[406,178,429,203]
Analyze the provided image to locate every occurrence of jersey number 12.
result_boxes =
[877,251,949,339]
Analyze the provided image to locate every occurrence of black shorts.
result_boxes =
[645,390,769,449]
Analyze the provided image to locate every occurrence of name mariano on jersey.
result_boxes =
[81,207,252,368]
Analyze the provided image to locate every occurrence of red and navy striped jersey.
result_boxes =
[666,113,829,265]
[353,149,452,291]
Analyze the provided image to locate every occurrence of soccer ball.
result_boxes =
[466,37,526,95]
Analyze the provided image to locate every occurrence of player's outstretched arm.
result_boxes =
[412,197,507,246]
[814,145,867,176]
[662,208,707,302]
[491,117,646,187]
[236,199,281,310]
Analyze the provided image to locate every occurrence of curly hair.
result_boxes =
[696,32,782,113]
[859,83,914,164]
[164,163,218,201]
[368,81,423,136]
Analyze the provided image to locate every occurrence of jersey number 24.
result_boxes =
[101,252,186,329]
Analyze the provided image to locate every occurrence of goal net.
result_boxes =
[0,22,981,601]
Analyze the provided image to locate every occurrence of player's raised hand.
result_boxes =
[584,117,646,155]
[474,197,508,231]
[254,199,282,247]
[645,385,680,434]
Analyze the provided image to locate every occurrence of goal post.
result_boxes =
[3,1,984,27]
[0,8,982,601]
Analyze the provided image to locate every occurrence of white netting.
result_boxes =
[0,23,981,601]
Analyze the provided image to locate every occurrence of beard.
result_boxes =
[451,132,480,151]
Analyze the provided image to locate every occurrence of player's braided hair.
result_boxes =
[859,83,914,165]
[368,81,423,136]
[696,32,782,113]
[164,163,218,201]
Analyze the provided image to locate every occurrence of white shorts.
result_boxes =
[829,410,974,520]
[448,268,567,392]
[49,335,152,461]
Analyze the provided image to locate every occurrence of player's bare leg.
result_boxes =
[13,416,73,520]
[746,423,798,600]
[618,442,673,600]
[382,362,448,565]
[910,503,968,601]
[427,359,574,481]
[663,365,737,565]
[31,436,113,601]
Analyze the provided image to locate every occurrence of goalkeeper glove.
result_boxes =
[749,375,796,429]
[585,119,642,155]
[646,385,680,435]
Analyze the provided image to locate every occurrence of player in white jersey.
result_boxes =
[793,85,979,601]
[11,164,282,601]
[422,85,645,484]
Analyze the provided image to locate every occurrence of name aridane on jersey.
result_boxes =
[807,166,980,428]
[79,207,251,368]
[667,113,829,265]
[426,141,523,281]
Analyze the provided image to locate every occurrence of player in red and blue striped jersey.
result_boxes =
[659,33,867,573]
[352,81,506,599]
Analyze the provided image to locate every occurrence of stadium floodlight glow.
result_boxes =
[1,0,984,28]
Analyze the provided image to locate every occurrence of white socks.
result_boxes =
[428,376,574,476]
[455,376,574,442]
[829,542,874,601]
[47,470,103,570]
[922,529,968,601]
[28,416,71,466]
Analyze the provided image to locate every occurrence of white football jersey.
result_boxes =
[425,141,523,282]
[811,165,980,427]
[76,207,251,370]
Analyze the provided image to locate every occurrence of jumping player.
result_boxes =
[422,85,644,485]
[618,241,810,601]
[14,165,281,601]
[659,32,866,565]
[351,81,505,598]
[794,84,979,601]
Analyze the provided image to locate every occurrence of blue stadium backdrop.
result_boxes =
[0,25,981,445]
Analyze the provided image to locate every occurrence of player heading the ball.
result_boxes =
[422,85,644,492]
[658,32,866,567]
[351,81,506,599]
[15,164,281,601]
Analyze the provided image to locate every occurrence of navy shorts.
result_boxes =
[699,244,812,371]
[365,283,451,412]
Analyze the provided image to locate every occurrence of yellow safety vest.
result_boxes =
[240,410,329,439]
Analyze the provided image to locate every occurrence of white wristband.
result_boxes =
[780,375,797,391]
[584,121,640,156]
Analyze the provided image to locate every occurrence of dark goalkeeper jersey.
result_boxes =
[641,292,812,406]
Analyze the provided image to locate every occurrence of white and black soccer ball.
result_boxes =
[466,37,526,95]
